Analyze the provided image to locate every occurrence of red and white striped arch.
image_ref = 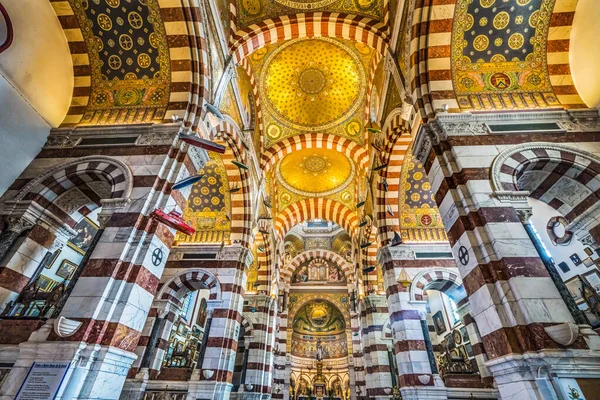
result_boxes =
[275,198,359,239]
[49,0,210,127]
[260,133,369,173]
[281,249,353,287]
[409,267,466,304]
[210,120,254,247]
[406,0,587,129]
[373,110,411,246]
[158,268,222,308]
[492,142,600,223]
[230,13,389,63]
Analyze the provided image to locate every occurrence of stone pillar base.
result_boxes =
[188,381,233,400]
[487,350,600,400]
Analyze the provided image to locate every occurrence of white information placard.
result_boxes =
[15,362,70,400]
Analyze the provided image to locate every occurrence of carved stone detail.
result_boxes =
[44,135,82,148]
[135,132,177,146]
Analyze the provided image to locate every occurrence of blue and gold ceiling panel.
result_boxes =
[70,0,170,124]
[452,0,559,110]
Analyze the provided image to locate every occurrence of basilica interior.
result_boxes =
[0,0,599,399]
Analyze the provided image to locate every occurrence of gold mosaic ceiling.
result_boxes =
[277,148,354,196]
[262,38,365,130]
[250,38,373,148]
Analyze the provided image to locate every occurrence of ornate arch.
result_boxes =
[14,155,133,203]
[409,267,466,303]
[275,198,358,239]
[210,120,253,247]
[281,249,353,287]
[52,0,209,127]
[230,13,389,63]
[158,268,222,307]
[373,110,411,246]
[260,133,369,173]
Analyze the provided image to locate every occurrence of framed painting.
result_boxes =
[67,217,99,255]
[56,259,78,280]
[565,276,584,303]
[432,310,446,336]
[35,275,58,292]
[582,269,600,293]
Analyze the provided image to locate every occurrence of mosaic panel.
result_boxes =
[452,0,559,109]
[70,0,171,123]
[177,152,231,244]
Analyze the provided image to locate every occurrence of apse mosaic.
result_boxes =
[176,152,231,244]
[292,258,346,284]
[452,0,559,109]
[290,299,348,359]
[251,38,373,148]
[235,0,384,32]
[70,0,171,123]
[399,153,447,242]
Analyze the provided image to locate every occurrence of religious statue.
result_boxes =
[294,266,309,283]
[316,338,324,361]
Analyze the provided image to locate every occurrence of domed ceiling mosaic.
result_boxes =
[277,148,354,196]
[451,0,559,109]
[249,38,375,148]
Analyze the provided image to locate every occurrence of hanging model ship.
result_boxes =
[151,209,195,236]
[178,132,226,154]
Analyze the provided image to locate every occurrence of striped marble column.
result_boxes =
[189,246,251,400]
[272,310,289,400]
[456,302,493,388]
[360,295,393,399]
[416,115,600,399]
[349,313,366,400]
[378,246,444,399]
[0,124,193,400]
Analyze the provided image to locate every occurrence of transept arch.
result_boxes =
[229,13,389,63]
[275,198,359,239]
[260,133,369,173]
[51,0,210,127]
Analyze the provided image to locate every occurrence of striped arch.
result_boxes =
[491,142,600,222]
[210,120,253,247]
[260,133,369,173]
[158,269,222,307]
[409,268,466,304]
[374,109,411,246]
[406,0,587,128]
[230,13,389,63]
[275,198,359,239]
[13,156,133,227]
[238,57,264,151]
[281,249,353,287]
[50,0,209,127]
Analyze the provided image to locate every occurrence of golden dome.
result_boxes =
[277,148,354,196]
[261,38,365,131]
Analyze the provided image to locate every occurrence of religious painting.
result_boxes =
[583,270,600,294]
[583,258,595,267]
[558,262,570,273]
[42,249,61,270]
[432,310,446,335]
[570,254,582,266]
[67,217,99,255]
[292,259,345,284]
[56,260,78,280]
